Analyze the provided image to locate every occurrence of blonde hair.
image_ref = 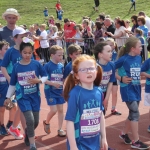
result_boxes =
[40,24,46,29]
[118,37,140,58]
[50,15,54,19]
[49,45,63,55]
[82,19,90,26]
[105,38,118,53]
[63,54,103,101]
[52,25,58,32]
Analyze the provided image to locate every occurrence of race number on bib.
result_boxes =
[80,107,101,136]
[18,71,36,86]
[51,74,63,89]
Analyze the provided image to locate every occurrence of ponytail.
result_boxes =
[63,73,76,101]
[94,65,102,86]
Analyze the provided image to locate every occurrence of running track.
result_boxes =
[0,78,150,150]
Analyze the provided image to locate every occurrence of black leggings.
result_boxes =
[94,0,100,7]
[40,47,50,63]
[23,111,39,137]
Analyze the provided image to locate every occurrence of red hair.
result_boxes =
[63,54,102,101]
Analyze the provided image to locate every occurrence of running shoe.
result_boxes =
[131,140,149,149]
[111,109,122,115]
[147,125,150,132]
[119,133,132,144]
[43,120,50,134]
[0,125,8,136]
[30,147,37,150]
[8,126,23,140]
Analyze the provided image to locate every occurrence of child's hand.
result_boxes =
[27,75,41,84]
[121,76,132,84]
[52,82,61,89]
[103,99,108,110]
[100,138,108,150]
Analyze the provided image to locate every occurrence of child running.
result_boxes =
[43,45,66,137]
[1,27,29,140]
[115,37,149,149]
[0,40,10,135]
[141,43,150,132]
[63,44,82,79]
[93,42,116,115]
[64,54,108,150]
[5,38,47,150]
[106,38,121,115]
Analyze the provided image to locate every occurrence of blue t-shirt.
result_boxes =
[0,26,15,47]
[141,58,150,93]
[65,85,103,150]
[1,47,22,76]
[43,10,48,17]
[111,50,117,62]
[138,25,148,38]
[10,60,47,102]
[115,54,141,102]
[44,60,64,99]
[0,59,8,105]
[98,61,115,92]
[58,10,63,20]
[63,61,72,79]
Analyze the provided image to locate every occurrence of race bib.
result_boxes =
[17,71,37,94]
[18,71,35,86]
[130,67,140,85]
[0,70,6,83]
[80,107,101,136]
[51,74,63,89]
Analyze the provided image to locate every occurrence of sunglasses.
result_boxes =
[131,20,135,22]
[137,20,141,22]
[126,22,130,23]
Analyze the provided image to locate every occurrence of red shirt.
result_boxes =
[64,22,76,42]
[56,3,61,10]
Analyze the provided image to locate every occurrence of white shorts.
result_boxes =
[144,93,150,106]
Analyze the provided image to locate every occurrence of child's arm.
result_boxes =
[115,71,132,84]
[66,121,78,150]
[141,72,150,78]
[1,67,11,83]
[103,82,112,109]
[100,112,108,150]
[45,80,61,89]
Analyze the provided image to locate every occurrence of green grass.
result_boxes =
[0,0,150,26]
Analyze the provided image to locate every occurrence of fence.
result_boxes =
[35,36,149,64]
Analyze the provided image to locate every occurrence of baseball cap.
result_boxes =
[12,27,29,37]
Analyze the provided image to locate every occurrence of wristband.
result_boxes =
[120,76,123,83]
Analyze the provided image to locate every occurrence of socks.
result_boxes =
[30,143,36,148]
[112,106,116,110]
[12,125,17,130]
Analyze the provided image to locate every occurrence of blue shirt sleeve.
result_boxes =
[10,64,17,86]
[65,89,78,122]
[1,48,11,67]
[109,62,116,82]
[115,55,126,69]
[141,59,150,72]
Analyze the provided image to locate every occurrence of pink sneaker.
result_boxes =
[8,126,23,140]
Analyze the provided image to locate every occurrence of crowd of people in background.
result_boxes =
[0,0,150,150]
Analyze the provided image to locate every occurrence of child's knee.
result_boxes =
[0,107,5,113]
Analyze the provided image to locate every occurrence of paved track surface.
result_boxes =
[0,78,150,150]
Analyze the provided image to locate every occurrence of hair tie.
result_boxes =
[22,37,34,46]
[123,45,126,48]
